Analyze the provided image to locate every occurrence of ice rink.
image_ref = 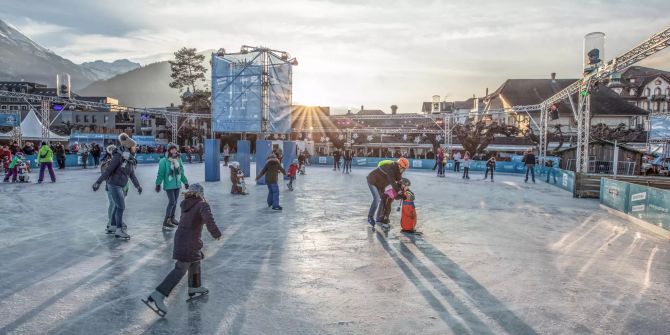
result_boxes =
[0,163,668,335]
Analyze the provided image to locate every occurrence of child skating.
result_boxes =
[287,159,299,191]
[229,161,247,195]
[143,183,222,317]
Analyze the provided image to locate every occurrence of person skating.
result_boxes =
[91,143,102,167]
[298,151,307,175]
[522,149,536,183]
[22,142,35,156]
[143,183,222,317]
[435,148,445,177]
[287,159,299,191]
[80,143,90,169]
[37,141,56,183]
[229,161,247,195]
[453,151,462,172]
[255,154,286,210]
[222,144,230,166]
[333,149,341,171]
[545,159,557,184]
[462,151,471,179]
[156,143,189,230]
[366,157,409,228]
[100,145,128,234]
[92,133,143,240]
[3,152,27,182]
[343,149,353,174]
[484,155,496,182]
[54,143,66,169]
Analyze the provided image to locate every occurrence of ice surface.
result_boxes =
[0,164,668,334]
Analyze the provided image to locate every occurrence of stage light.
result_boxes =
[217,48,226,57]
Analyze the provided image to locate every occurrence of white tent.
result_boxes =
[0,110,68,141]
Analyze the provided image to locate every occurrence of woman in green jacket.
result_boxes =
[37,141,56,183]
[155,143,189,230]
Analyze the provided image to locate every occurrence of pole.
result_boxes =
[613,139,619,176]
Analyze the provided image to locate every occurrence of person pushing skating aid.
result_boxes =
[143,183,222,317]
[366,157,408,229]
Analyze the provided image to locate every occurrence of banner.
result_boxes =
[0,113,20,127]
[267,52,292,133]
[211,52,263,132]
[650,116,670,141]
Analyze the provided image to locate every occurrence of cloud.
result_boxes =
[2,0,670,113]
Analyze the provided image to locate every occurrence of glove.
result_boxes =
[92,182,100,192]
[155,184,161,193]
[137,186,143,195]
[184,183,189,190]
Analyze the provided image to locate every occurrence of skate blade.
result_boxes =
[115,235,131,240]
[186,292,209,302]
[142,298,166,317]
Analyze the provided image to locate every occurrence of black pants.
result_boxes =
[81,154,88,169]
[156,260,201,297]
[437,162,444,176]
[454,161,461,172]
[343,160,351,173]
[93,155,100,167]
[57,157,65,169]
[333,158,340,170]
[484,167,494,180]
[462,167,470,179]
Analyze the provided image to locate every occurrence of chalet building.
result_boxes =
[608,66,670,113]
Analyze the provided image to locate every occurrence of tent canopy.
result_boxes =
[0,110,68,141]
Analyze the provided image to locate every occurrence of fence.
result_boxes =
[566,159,636,175]
[600,178,670,231]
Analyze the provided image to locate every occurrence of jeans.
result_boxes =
[333,158,340,170]
[267,183,280,208]
[462,167,470,179]
[165,188,180,218]
[484,166,494,180]
[38,162,56,182]
[525,164,535,182]
[108,184,126,229]
[546,167,557,183]
[437,162,444,176]
[343,160,351,173]
[454,161,461,172]
[288,176,295,190]
[156,260,202,297]
[368,183,383,220]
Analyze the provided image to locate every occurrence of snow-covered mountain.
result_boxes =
[0,19,137,89]
[80,59,141,81]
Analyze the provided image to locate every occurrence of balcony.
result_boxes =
[651,94,666,101]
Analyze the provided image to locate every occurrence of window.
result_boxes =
[0,105,6,110]
[84,115,89,123]
[20,105,27,110]
[92,115,96,123]
[75,115,80,123]
[644,87,651,96]
[655,87,662,96]
[10,105,18,110]
[104,116,109,123]
[629,88,636,96]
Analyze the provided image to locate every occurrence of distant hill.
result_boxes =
[80,59,141,81]
[79,61,181,107]
[80,49,214,107]
[0,19,98,89]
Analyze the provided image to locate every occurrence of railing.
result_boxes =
[566,159,636,175]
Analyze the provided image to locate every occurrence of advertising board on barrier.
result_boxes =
[356,158,367,166]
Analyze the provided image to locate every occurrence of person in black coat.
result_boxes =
[54,143,66,169]
[143,184,222,317]
[91,143,102,167]
[92,133,142,239]
[366,158,409,227]
[522,149,536,183]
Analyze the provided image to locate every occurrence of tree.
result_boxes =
[169,47,207,94]
[453,121,520,154]
[590,123,644,142]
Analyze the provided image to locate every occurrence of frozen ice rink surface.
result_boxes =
[0,164,668,335]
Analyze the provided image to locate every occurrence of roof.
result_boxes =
[486,78,648,116]
[0,109,68,141]
[453,98,475,109]
[357,109,386,116]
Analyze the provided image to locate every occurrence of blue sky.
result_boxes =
[2,0,670,113]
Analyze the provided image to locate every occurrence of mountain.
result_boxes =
[80,49,213,107]
[81,59,141,81]
[0,19,98,89]
[79,61,181,107]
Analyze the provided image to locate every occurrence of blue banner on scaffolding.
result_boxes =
[267,52,292,133]
[0,113,20,127]
[650,116,670,141]
[211,52,263,132]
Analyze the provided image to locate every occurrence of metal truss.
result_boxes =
[0,89,211,143]
[296,127,446,134]
[512,26,670,173]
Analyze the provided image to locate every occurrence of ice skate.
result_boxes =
[170,216,179,226]
[142,290,167,317]
[367,217,376,229]
[106,224,115,234]
[162,217,176,230]
[115,227,130,240]
[186,286,209,301]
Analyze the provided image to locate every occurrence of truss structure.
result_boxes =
[512,26,670,173]
[0,89,211,143]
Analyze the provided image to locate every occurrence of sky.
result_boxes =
[2,0,670,114]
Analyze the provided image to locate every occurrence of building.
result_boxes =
[608,66,670,114]
[483,74,649,135]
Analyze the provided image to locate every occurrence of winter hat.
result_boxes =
[106,145,117,155]
[167,143,178,152]
[292,158,298,164]
[187,183,204,196]
[230,161,240,169]
[118,133,137,149]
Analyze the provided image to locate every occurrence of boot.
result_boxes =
[106,223,115,234]
[170,216,179,226]
[162,217,176,230]
[142,290,167,317]
[115,226,130,239]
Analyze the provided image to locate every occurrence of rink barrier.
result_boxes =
[310,156,543,173]
[21,153,200,168]
[600,178,670,231]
